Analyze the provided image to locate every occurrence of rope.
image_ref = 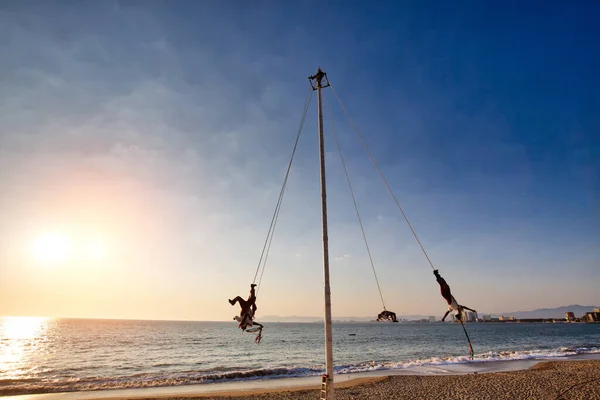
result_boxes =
[329,82,437,271]
[252,85,313,295]
[322,93,387,311]
[459,318,475,359]
[257,195,283,291]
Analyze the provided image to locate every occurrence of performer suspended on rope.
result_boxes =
[377,310,398,322]
[434,269,476,359]
[229,284,263,343]
[434,269,476,321]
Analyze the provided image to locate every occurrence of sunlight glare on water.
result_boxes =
[0,317,50,379]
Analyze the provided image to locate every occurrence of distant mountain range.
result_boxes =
[260,305,599,322]
[492,305,599,319]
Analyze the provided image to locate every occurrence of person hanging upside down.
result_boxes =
[229,284,263,344]
[433,270,476,321]
[377,310,398,322]
[229,284,258,330]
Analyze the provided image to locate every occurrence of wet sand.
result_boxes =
[118,359,600,400]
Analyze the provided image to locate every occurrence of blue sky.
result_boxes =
[0,1,598,320]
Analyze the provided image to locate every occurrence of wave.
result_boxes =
[1,346,598,396]
[333,346,600,374]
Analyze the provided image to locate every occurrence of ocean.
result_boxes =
[1,317,599,396]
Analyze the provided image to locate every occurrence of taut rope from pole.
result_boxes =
[323,93,387,311]
[329,82,437,271]
[459,318,475,359]
[257,184,284,291]
[252,86,313,295]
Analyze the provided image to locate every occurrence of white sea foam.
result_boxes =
[332,345,600,375]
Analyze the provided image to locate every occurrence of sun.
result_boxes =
[32,232,72,263]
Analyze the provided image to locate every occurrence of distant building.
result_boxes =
[565,312,575,322]
[498,315,515,321]
[582,313,596,322]
[461,311,478,322]
[582,310,600,322]
[429,316,436,323]
[482,315,491,321]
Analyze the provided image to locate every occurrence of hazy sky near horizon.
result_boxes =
[1,1,598,321]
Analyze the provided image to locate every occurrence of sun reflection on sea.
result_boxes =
[0,316,50,377]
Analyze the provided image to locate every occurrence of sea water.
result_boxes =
[1,317,599,395]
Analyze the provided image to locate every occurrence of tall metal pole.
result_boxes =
[309,68,333,400]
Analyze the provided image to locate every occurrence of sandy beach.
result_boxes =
[118,359,600,400]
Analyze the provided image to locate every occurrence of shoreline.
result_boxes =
[5,354,600,400]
